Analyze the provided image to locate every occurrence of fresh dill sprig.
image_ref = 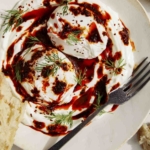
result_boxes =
[62,4,68,15]
[94,93,103,109]
[61,0,72,15]
[72,30,84,35]
[45,111,74,127]
[104,57,126,75]
[23,47,32,57]
[66,34,79,45]
[74,69,86,85]
[22,36,40,57]
[36,63,58,77]
[99,110,107,116]
[36,53,64,77]
[93,94,109,116]
[14,62,21,82]
[45,53,64,64]
[66,29,83,45]
[105,59,115,69]
[1,9,25,34]
[27,36,40,45]
[99,110,113,116]
[117,57,126,68]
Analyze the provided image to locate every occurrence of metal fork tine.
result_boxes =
[132,57,148,75]
[123,62,150,90]
[126,69,150,96]
[127,75,150,98]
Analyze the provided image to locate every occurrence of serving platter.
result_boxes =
[0,0,149,149]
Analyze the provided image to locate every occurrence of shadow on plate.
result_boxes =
[43,136,60,150]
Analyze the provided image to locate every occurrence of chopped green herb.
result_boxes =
[22,36,40,57]
[105,57,126,75]
[66,29,84,45]
[74,69,86,85]
[61,0,72,15]
[94,93,103,109]
[27,36,40,45]
[99,110,107,116]
[1,9,25,34]
[93,93,111,116]
[23,47,32,57]
[36,53,64,77]
[66,34,79,45]
[14,62,21,82]
[99,110,112,116]
[45,111,74,127]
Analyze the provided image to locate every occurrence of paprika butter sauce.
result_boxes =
[0,0,134,136]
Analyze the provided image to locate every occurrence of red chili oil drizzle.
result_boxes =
[3,47,44,102]
[43,0,51,7]
[114,51,122,60]
[7,44,14,62]
[3,5,54,99]
[106,79,111,85]
[47,124,68,135]
[56,2,111,42]
[16,26,22,32]
[100,38,113,61]
[57,18,82,39]
[73,104,95,119]
[33,120,45,129]
[73,76,108,119]
[22,7,53,22]
[61,62,69,71]
[69,2,111,25]
[86,22,103,43]
[110,83,120,92]
[6,7,55,62]
[42,80,50,93]
[38,101,59,112]
[95,75,108,104]
[100,39,123,74]
[42,0,65,7]
[97,64,103,78]
[68,56,99,92]
[52,78,67,95]
[54,23,58,29]
[51,13,55,19]
[119,27,129,45]
[69,5,92,17]
[23,7,56,37]
[56,96,77,110]
[41,66,52,78]
[34,27,54,47]
[2,63,35,102]
[111,105,119,112]
[20,50,42,81]
[30,124,68,136]
[31,87,40,98]
[72,88,94,111]
[6,32,26,62]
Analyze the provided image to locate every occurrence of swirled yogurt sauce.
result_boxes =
[0,0,134,136]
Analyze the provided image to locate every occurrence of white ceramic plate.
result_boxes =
[0,0,149,150]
